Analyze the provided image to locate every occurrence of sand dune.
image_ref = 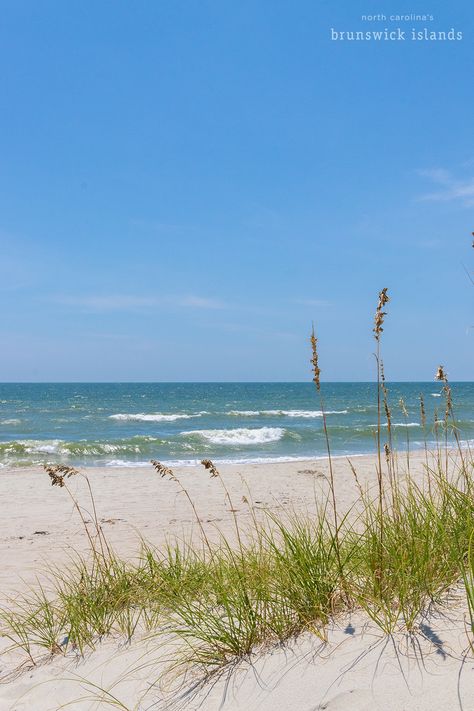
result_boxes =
[1,454,473,710]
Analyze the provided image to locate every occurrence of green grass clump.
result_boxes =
[2,460,473,673]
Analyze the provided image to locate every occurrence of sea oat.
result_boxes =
[399,398,408,418]
[380,364,392,432]
[434,366,452,419]
[420,394,426,428]
[44,464,80,488]
[310,325,321,391]
[373,288,389,341]
[201,459,220,478]
[151,460,176,481]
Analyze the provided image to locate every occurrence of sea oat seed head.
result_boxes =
[435,365,448,382]
[373,288,389,341]
[399,398,408,418]
[43,464,80,487]
[201,459,220,478]
[150,460,176,480]
[310,325,321,391]
[378,288,389,309]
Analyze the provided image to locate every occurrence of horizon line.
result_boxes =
[0,380,472,385]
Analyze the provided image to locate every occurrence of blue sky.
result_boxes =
[0,0,473,381]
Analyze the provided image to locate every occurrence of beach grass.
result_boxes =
[1,288,473,687]
[1,451,473,675]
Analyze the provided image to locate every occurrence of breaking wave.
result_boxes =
[109,412,205,422]
[226,409,348,418]
[183,427,286,446]
[0,436,164,460]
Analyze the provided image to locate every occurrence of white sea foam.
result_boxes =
[105,453,367,467]
[431,393,442,397]
[23,440,62,454]
[392,422,421,428]
[109,412,201,422]
[264,409,348,417]
[227,410,262,416]
[226,409,348,418]
[183,427,286,445]
[374,422,421,428]
[0,439,145,456]
[368,422,421,431]
[35,445,59,454]
[0,418,21,425]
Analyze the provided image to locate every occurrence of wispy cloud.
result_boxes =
[52,294,226,312]
[417,168,474,206]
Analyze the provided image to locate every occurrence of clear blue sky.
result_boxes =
[0,0,472,381]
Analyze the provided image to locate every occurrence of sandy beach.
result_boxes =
[1,453,473,710]
[0,452,439,595]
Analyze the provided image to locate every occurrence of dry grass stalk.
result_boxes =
[201,459,245,552]
[151,460,212,553]
[434,368,468,480]
[373,288,389,588]
[43,465,111,566]
[419,394,426,428]
[380,361,396,500]
[399,397,411,477]
[310,325,343,581]
[419,394,431,495]
[310,324,321,390]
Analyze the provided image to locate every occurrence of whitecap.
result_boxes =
[183,427,286,445]
[226,410,262,416]
[392,422,421,428]
[25,441,62,454]
[0,418,21,425]
[370,423,421,429]
[109,413,199,422]
[226,409,347,418]
[262,409,348,418]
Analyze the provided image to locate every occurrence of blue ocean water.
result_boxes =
[0,382,473,467]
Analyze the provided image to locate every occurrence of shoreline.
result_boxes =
[0,452,372,469]
[2,441,471,469]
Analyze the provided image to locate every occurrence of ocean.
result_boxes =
[0,382,472,468]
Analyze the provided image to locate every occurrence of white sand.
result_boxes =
[1,453,473,710]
